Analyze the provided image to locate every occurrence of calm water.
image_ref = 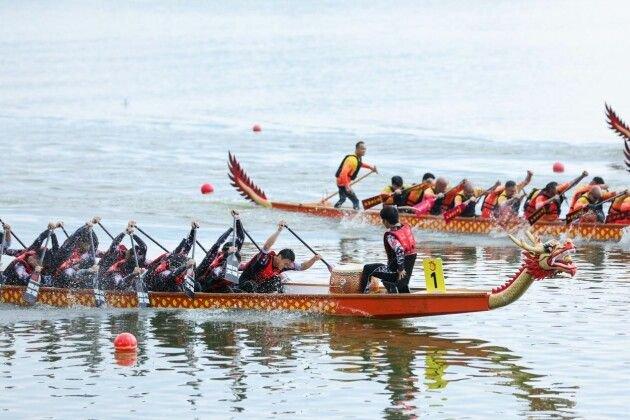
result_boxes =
[1,1,629,418]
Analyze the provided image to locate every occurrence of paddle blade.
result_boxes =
[92,275,106,307]
[225,254,240,285]
[565,208,585,225]
[527,206,546,225]
[362,194,385,210]
[23,273,42,306]
[183,268,196,298]
[135,276,150,308]
[443,203,465,224]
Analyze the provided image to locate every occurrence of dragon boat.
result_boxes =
[0,231,577,319]
[228,153,628,242]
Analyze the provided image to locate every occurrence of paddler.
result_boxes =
[570,187,628,223]
[481,170,533,219]
[358,206,416,294]
[51,218,101,288]
[3,222,62,286]
[524,171,589,222]
[448,180,487,218]
[238,220,321,293]
[569,176,608,209]
[402,173,435,208]
[398,176,449,216]
[143,221,198,292]
[196,210,245,293]
[381,176,409,206]
[101,222,148,291]
[334,141,377,210]
[606,194,630,224]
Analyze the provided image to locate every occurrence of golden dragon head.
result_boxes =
[508,229,577,279]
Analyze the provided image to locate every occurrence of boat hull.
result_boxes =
[269,202,627,242]
[0,285,490,319]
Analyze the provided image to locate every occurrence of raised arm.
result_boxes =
[173,221,199,255]
[263,221,285,251]
[518,170,533,192]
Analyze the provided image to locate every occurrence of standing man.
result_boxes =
[334,141,377,210]
[358,206,417,294]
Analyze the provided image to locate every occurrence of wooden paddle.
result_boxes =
[528,171,588,225]
[0,226,7,286]
[362,181,431,210]
[135,226,169,253]
[243,227,263,252]
[182,227,197,298]
[130,233,150,308]
[284,225,333,273]
[224,215,240,285]
[319,170,375,204]
[23,229,52,306]
[443,181,500,223]
[440,180,467,213]
[0,219,26,249]
[88,225,106,307]
[565,191,628,225]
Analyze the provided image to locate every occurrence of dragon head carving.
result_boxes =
[508,230,577,279]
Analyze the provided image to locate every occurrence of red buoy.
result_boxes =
[200,183,214,195]
[252,124,262,132]
[114,332,137,352]
[552,162,565,173]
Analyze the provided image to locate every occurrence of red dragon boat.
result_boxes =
[0,231,577,319]
[228,153,628,242]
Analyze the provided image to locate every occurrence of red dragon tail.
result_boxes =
[605,103,630,171]
[228,152,272,208]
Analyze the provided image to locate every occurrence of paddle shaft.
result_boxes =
[320,170,374,202]
[242,228,262,252]
[135,226,169,253]
[444,182,499,222]
[363,181,430,210]
[0,219,27,249]
[284,225,332,271]
[195,240,207,254]
[97,222,115,240]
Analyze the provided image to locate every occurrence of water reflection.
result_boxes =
[0,311,577,418]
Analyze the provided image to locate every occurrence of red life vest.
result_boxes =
[524,190,562,219]
[13,250,37,274]
[107,258,127,273]
[481,186,504,218]
[242,251,281,284]
[453,193,477,217]
[384,224,416,262]
[57,249,83,274]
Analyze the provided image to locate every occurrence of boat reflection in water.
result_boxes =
[0,310,576,417]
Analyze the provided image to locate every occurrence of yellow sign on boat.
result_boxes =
[423,257,445,292]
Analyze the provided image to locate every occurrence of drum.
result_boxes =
[329,264,381,294]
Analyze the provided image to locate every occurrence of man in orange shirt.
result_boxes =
[334,141,377,210]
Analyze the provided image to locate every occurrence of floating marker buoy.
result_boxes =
[114,332,137,352]
[552,162,565,173]
[252,124,262,132]
[200,183,214,195]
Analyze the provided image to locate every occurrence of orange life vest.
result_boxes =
[524,190,563,219]
[481,186,504,218]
